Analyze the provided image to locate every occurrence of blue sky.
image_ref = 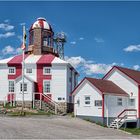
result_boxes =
[0,1,140,80]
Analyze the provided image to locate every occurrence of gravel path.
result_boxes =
[0,115,139,139]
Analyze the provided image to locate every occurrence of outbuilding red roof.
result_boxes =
[86,77,128,96]
[72,77,128,96]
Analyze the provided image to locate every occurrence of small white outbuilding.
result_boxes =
[73,66,140,128]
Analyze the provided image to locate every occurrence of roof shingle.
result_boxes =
[86,77,128,96]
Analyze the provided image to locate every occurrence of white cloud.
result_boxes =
[124,45,140,52]
[2,45,21,55]
[133,65,140,70]
[65,56,116,75]
[4,19,10,23]
[0,23,14,31]
[0,32,15,39]
[70,41,76,45]
[94,37,104,43]
[79,37,84,40]
[65,56,87,68]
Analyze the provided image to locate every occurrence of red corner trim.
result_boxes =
[102,94,104,118]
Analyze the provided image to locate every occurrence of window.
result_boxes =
[129,98,135,106]
[95,100,102,106]
[85,96,91,105]
[43,81,51,93]
[43,37,48,46]
[43,67,51,75]
[20,83,27,92]
[58,97,62,101]
[9,67,15,74]
[58,97,65,101]
[9,81,15,92]
[117,98,122,106]
[26,68,32,74]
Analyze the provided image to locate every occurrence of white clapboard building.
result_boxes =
[73,66,140,128]
[0,17,78,112]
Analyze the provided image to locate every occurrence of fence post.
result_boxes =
[33,93,35,109]
[40,93,42,110]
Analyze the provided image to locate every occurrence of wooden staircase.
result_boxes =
[109,109,137,129]
[33,93,66,115]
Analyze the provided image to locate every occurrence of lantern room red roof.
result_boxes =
[30,17,52,31]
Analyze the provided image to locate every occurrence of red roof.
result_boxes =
[7,54,29,65]
[103,66,140,84]
[37,54,55,64]
[72,77,128,96]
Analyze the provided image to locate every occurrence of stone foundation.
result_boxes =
[16,101,33,108]
[34,100,74,114]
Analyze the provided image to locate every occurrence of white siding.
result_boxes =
[25,64,37,82]
[105,69,138,116]
[24,55,41,82]
[104,95,128,117]
[0,65,9,101]
[15,78,34,101]
[51,65,67,102]
[74,80,102,117]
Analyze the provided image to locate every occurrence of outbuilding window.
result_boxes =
[129,98,135,106]
[85,96,91,105]
[117,98,122,106]
[95,100,102,106]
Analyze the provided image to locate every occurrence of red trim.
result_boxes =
[117,109,137,118]
[36,65,52,93]
[102,94,104,118]
[7,93,15,102]
[138,85,140,118]
[71,77,86,95]
[38,19,44,28]
[7,54,29,80]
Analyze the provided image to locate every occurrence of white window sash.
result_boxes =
[8,67,16,75]
[43,67,51,75]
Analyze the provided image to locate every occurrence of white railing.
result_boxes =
[116,109,137,129]
[33,92,62,114]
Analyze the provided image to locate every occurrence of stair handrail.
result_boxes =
[34,92,63,114]
[116,109,137,129]
[41,93,59,106]
[117,109,137,118]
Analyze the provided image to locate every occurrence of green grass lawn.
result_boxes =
[7,109,54,117]
[121,128,140,135]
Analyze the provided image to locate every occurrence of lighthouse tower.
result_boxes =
[0,17,78,113]
[28,17,57,56]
